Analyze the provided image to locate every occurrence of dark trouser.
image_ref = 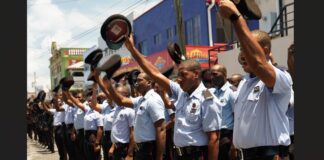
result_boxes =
[46,126,54,152]
[102,131,113,160]
[218,129,233,160]
[27,123,33,139]
[241,145,289,160]
[84,130,101,160]
[76,129,86,160]
[113,143,129,160]
[32,123,38,141]
[54,125,67,160]
[134,141,156,160]
[165,129,174,160]
[174,146,208,160]
[65,124,77,160]
[289,135,294,160]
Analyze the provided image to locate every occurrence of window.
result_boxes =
[72,72,84,77]
[167,27,176,40]
[193,15,201,44]
[154,33,162,45]
[138,40,148,56]
[185,15,201,45]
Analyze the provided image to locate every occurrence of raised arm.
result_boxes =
[63,90,86,112]
[90,70,114,106]
[93,70,133,107]
[219,0,276,88]
[41,101,52,113]
[62,92,75,107]
[90,82,103,112]
[124,35,172,94]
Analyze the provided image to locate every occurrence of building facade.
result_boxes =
[49,42,88,90]
[133,0,259,56]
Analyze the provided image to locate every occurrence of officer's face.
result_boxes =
[116,87,129,97]
[210,66,226,87]
[177,67,199,92]
[135,73,151,94]
[229,75,242,88]
[238,52,252,73]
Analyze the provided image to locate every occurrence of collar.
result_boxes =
[189,82,206,99]
[143,89,155,100]
[220,81,231,92]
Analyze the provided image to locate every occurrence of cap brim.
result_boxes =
[84,49,103,66]
[106,40,124,50]
[97,54,122,71]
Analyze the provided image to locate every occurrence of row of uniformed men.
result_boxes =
[39,1,295,160]
[92,1,295,160]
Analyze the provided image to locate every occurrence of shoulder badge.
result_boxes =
[203,89,213,100]
[229,85,237,91]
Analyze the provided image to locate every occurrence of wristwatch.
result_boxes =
[230,13,241,22]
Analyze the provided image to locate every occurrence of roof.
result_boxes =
[133,0,163,20]
[67,61,84,69]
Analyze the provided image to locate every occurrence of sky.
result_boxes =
[27,0,162,92]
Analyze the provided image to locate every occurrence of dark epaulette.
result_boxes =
[229,85,237,92]
[202,89,214,100]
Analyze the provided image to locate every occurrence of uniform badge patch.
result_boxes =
[190,103,197,113]
[253,86,260,93]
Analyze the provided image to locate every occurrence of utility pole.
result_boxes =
[174,0,186,58]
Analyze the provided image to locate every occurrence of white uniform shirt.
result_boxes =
[111,106,135,143]
[84,107,104,131]
[170,81,222,147]
[233,66,292,149]
[101,100,116,131]
[131,89,165,143]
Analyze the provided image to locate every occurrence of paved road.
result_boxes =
[27,137,105,160]
[27,137,59,160]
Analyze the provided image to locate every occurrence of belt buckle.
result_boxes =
[237,149,243,160]
[175,146,182,156]
[134,143,140,152]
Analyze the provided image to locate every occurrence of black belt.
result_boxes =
[115,143,129,149]
[84,130,97,138]
[174,146,207,156]
[104,131,111,136]
[135,141,155,151]
[241,145,288,158]
[66,123,74,129]
[77,128,84,134]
